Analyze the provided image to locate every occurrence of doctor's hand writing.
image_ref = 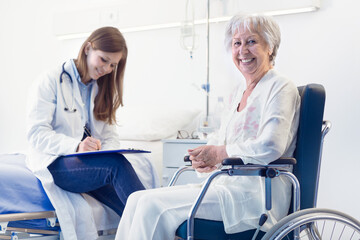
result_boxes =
[188,145,228,173]
[77,137,102,152]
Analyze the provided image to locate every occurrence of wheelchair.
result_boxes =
[169,84,360,240]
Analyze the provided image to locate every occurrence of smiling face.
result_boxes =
[232,27,272,83]
[83,42,123,83]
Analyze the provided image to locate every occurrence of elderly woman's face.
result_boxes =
[231,27,272,81]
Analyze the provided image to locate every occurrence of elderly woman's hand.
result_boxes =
[188,145,228,173]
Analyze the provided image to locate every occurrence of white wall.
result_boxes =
[0,0,359,220]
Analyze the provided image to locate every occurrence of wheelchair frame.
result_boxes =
[168,120,360,240]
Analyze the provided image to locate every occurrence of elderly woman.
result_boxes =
[115,13,300,239]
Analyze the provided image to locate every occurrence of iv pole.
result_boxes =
[205,0,210,118]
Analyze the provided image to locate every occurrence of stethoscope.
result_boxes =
[60,62,77,112]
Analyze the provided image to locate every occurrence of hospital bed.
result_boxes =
[0,105,200,239]
[0,153,60,239]
[0,152,144,240]
[0,153,123,239]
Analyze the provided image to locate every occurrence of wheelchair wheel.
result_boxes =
[262,208,360,240]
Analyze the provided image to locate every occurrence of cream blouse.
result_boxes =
[207,69,300,233]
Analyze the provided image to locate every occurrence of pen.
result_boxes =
[84,126,92,137]
[83,126,101,150]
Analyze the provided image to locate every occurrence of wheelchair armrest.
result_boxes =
[222,158,244,165]
[270,157,297,165]
[222,157,297,166]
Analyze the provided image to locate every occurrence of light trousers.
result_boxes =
[115,184,222,240]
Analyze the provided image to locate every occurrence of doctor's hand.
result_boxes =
[77,137,102,152]
[188,145,228,173]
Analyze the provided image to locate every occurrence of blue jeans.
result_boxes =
[48,153,145,216]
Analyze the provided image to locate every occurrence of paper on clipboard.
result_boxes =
[65,148,151,157]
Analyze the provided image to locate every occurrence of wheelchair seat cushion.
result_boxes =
[176,218,265,240]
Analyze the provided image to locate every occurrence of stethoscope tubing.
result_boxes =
[60,62,77,112]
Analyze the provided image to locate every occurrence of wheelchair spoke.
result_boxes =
[262,209,360,240]
[320,220,325,238]
[338,224,345,239]
[285,219,360,240]
[350,229,357,240]
[330,222,336,239]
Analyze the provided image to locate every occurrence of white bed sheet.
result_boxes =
[120,139,164,185]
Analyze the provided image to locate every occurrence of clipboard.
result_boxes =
[65,148,151,157]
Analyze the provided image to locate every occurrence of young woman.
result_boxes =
[26,27,157,239]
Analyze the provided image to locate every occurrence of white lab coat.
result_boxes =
[26,60,159,240]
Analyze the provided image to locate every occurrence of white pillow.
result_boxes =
[117,105,201,141]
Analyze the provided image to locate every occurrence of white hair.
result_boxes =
[225,13,281,66]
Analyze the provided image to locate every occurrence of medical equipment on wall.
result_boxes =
[60,62,77,113]
[198,0,212,139]
[180,0,212,138]
[180,0,198,59]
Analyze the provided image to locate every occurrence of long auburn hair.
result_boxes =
[76,26,127,124]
